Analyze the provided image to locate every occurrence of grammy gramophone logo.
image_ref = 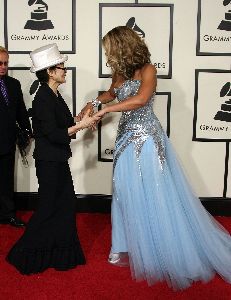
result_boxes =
[214,82,231,122]
[24,0,54,31]
[218,0,231,31]
[126,17,145,38]
[26,79,40,117]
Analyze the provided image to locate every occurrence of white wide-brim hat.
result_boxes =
[30,43,68,73]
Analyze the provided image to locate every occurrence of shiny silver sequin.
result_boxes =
[113,80,166,171]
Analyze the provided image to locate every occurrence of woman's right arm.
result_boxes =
[77,78,116,120]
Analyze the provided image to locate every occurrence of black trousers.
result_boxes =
[0,151,15,219]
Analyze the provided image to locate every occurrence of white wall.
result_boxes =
[0,0,230,198]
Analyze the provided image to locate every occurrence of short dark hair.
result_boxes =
[35,66,56,84]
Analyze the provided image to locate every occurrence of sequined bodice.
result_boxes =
[114,80,162,142]
[113,80,166,169]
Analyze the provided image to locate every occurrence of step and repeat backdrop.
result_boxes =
[0,0,230,199]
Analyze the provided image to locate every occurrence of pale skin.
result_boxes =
[78,64,157,120]
[47,63,100,136]
[0,51,9,78]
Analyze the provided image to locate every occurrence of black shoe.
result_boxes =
[0,217,26,227]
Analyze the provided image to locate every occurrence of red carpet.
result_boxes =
[0,213,231,300]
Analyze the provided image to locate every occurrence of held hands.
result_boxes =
[77,109,100,130]
[93,108,108,119]
[69,109,100,136]
[73,102,108,135]
[76,102,94,121]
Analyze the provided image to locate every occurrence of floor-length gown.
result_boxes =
[110,79,231,290]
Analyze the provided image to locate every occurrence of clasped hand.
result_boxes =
[76,102,107,130]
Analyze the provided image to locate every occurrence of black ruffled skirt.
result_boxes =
[6,160,85,274]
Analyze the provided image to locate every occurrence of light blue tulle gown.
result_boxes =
[110,79,231,290]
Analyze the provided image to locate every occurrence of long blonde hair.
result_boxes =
[102,26,151,80]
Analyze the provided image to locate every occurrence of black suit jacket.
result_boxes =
[0,75,32,155]
[32,84,75,162]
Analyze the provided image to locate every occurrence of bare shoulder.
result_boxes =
[140,64,157,83]
[141,64,157,76]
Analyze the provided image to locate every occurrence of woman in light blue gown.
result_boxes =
[81,26,231,290]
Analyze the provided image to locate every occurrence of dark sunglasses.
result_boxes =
[0,61,8,66]
[55,66,67,71]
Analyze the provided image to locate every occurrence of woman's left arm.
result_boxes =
[95,64,157,117]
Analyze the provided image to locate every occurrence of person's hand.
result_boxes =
[93,108,108,119]
[78,109,101,129]
[77,102,94,121]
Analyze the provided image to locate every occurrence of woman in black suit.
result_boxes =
[7,43,99,274]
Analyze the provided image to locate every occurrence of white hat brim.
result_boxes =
[30,54,68,73]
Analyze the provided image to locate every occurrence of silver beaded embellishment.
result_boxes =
[113,80,166,172]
